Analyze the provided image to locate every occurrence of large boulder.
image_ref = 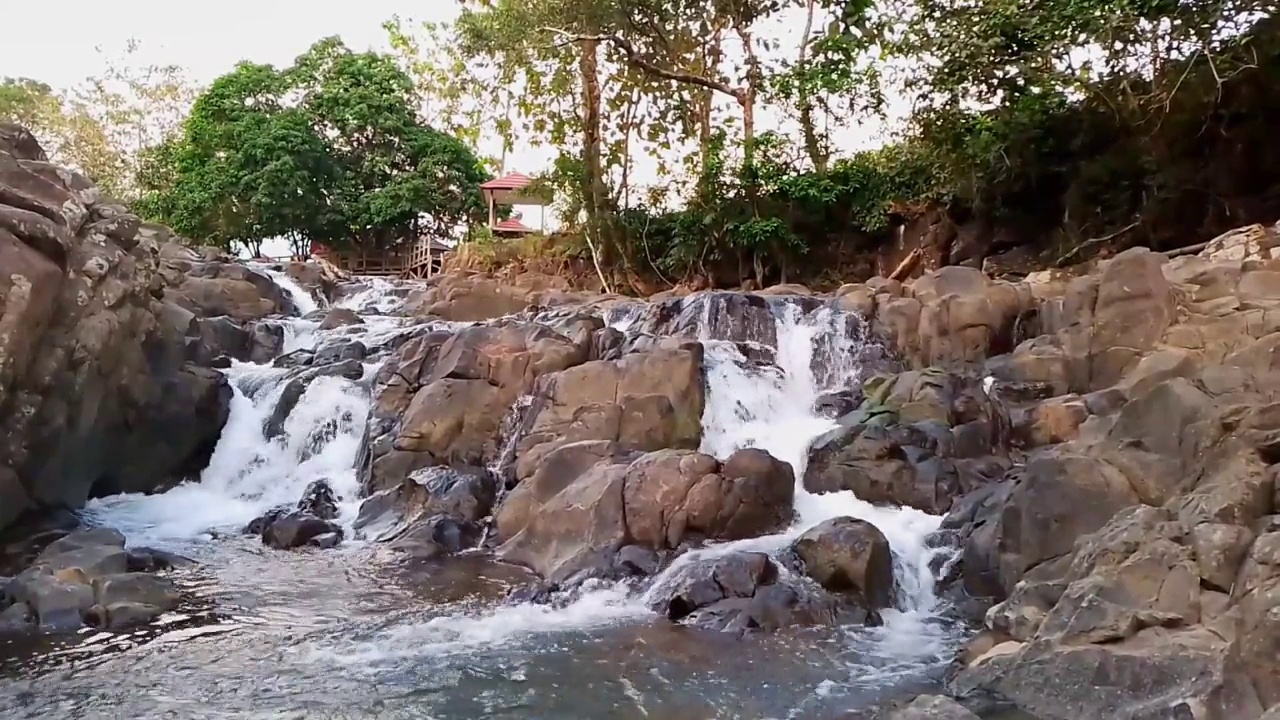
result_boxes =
[513,340,706,481]
[362,321,591,491]
[645,551,838,634]
[793,516,894,609]
[493,444,795,583]
[0,125,234,533]
[804,370,1011,513]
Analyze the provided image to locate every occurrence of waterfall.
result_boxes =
[82,277,958,678]
[321,294,959,667]
[689,301,949,615]
[252,263,322,316]
[82,279,414,548]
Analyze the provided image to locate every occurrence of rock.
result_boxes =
[886,696,980,720]
[86,601,167,629]
[12,574,95,630]
[318,307,363,329]
[646,551,838,633]
[0,601,30,627]
[623,448,795,548]
[125,547,195,572]
[248,322,286,363]
[92,573,180,611]
[260,512,345,550]
[401,270,591,321]
[355,465,496,545]
[364,322,592,489]
[813,390,862,419]
[805,370,1010,513]
[298,479,339,521]
[387,515,482,559]
[793,516,894,609]
[513,342,706,482]
[494,444,795,583]
[0,128,236,535]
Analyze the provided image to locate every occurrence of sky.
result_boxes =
[2,1,904,251]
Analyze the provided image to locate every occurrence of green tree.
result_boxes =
[138,38,488,256]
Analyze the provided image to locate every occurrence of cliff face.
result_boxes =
[0,123,234,532]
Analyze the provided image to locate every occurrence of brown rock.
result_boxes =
[318,307,363,329]
[793,516,894,609]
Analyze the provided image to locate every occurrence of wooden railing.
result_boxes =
[323,238,444,278]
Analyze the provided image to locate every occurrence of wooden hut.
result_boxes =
[480,172,551,236]
[310,237,450,278]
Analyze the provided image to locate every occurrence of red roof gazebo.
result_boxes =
[480,172,551,236]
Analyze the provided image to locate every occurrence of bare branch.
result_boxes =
[538,27,744,100]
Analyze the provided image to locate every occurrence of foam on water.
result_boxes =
[84,272,958,684]
[252,263,322,316]
[83,278,415,549]
[324,294,957,667]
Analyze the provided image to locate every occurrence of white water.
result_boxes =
[83,279,414,547]
[323,295,956,667]
[252,263,322,316]
[84,276,957,685]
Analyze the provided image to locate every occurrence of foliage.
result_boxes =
[1,41,198,200]
[137,38,489,255]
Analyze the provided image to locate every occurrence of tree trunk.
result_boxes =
[796,0,827,172]
[579,37,609,265]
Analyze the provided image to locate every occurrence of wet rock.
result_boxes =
[388,515,482,559]
[813,390,862,419]
[263,361,365,440]
[86,601,167,629]
[614,545,661,576]
[298,479,340,521]
[260,511,345,550]
[319,307,364,330]
[793,516,894,609]
[805,370,1010,514]
[92,572,180,610]
[495,444,794,583]
[248,322,285,363]
[13,573,95,630]
[192,316,250,363]
[313,339,367,365]
[885,695,980,720]
[365,322,592,488]
[0,601,30,628]
[646,551,837,634]
[125,547,195,572]
[356,465,496,544]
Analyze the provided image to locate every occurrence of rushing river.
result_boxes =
[0,270,968,719]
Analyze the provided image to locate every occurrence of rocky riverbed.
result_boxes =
[5,119,1280,719]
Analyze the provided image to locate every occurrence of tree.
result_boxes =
[137,38,488,256]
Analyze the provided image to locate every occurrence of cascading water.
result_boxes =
[316,295,961,680]
[82,279,413,549]
[12,284,967,720]
[253,263,323,316]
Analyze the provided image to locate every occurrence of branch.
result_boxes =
[539,27,743,101]
[1054,220,1141,268]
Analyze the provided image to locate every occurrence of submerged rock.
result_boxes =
[884,695,980,720]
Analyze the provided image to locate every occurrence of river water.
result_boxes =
[0,270,967,719]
